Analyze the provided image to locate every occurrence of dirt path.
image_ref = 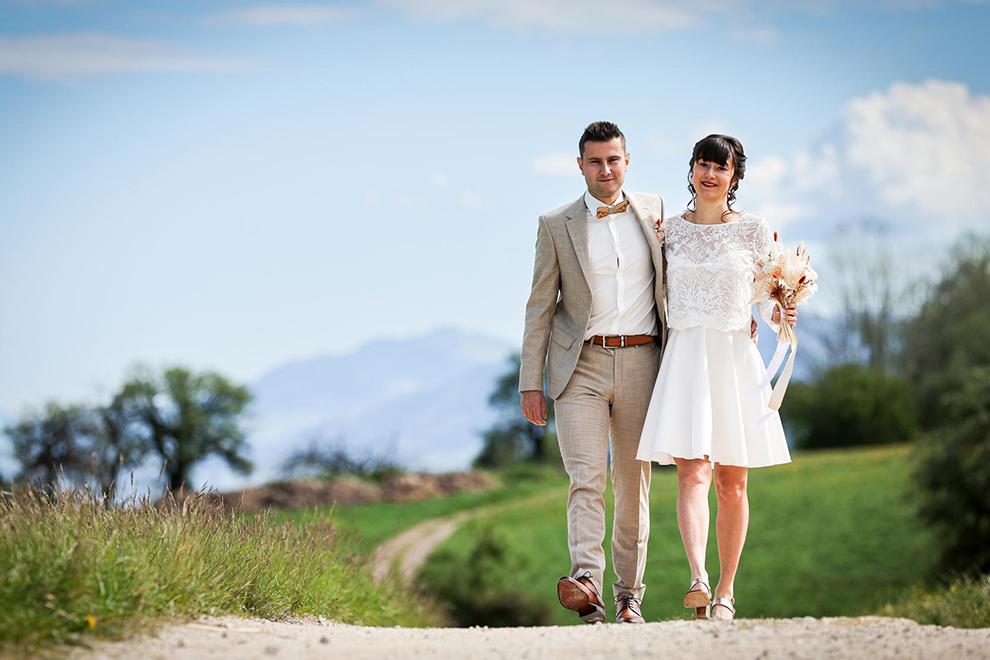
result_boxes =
[369,488,564,583]
[74,615,990,659]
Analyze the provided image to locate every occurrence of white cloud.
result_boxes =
[744,145,840,226]
[742,80,990,236]
[0,33,245,79]
[379,0,719,33]
[219,4,357,26]
[843,80,990,219]
[530,152,578,176]
[459,191,482,208]
[430,172,449,187]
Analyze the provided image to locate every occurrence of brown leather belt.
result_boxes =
[588,334,657,348]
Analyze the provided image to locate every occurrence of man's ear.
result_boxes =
[576,156,583,172]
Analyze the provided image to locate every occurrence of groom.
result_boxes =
[519,121,666,624]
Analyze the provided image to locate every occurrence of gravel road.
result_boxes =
[73,615,990,659]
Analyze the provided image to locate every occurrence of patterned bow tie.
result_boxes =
[595,199,629,219]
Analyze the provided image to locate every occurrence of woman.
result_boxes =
[636,134,797,621]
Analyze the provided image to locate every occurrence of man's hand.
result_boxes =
[750,316,758,343]
[771,304,799,327]
[520,390,547,426]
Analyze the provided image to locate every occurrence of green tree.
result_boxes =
[5,402,90,491]
[118,367,253,493]
[914,366,990,574]
[83,394,151,500]
[902,234,990,576]
[475,354,556,469]
[782,363,918,449]
[900,234,990,429]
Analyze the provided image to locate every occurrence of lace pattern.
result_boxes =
[664,213,779,333]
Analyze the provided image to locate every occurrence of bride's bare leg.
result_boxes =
[713,464,749,600]
[675,458,713,585]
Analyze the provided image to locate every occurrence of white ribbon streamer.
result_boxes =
[762,300,799,411]
[767,338,797,411]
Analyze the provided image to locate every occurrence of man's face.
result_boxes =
[578,138,629,203]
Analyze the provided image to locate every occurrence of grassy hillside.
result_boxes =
[419,445,936,624]
[272,465,568,554]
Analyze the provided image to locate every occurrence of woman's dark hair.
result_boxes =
[687,134,746,220]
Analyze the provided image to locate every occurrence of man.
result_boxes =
[519,121,665,624]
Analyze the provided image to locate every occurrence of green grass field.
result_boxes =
[418,444,937,624]
[271,465,568,554]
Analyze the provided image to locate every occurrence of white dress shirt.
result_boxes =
[583,190,658,340]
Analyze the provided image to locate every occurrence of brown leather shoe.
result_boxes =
[557,573,606,624]
[615,594,645,624]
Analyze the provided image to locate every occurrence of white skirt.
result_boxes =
[636,327,791,469]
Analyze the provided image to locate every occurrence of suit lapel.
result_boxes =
[563,197,593,287]
[626,193,664,269]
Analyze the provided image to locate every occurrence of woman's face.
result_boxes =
[691,155,735,204]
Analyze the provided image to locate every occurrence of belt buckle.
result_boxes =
[620,335,627,348]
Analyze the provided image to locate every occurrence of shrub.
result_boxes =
[900,235,990,430]
[416,526,551,627]
[913,366,990,575]
[782,363,918,449]
[880,574,990,628]
[282,436,404,483]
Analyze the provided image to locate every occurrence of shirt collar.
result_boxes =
[584,189,627,217]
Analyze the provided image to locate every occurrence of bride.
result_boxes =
[636,134,797,621]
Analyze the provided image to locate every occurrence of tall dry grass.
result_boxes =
[0,485,440,653]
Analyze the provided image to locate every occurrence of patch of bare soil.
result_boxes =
[211,471,496,512]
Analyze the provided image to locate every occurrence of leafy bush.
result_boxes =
[880,574,990,628]
[282,435,404,483]
[913,366,990,575]
[900,235,990,430]
[417,526,551,627]
[782,363,917,448]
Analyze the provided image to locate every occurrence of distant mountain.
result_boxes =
[192,328,517,490]
[191,319,840,490]
[0,322,838,493]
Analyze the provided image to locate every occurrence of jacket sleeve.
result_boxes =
[518,215,560,392]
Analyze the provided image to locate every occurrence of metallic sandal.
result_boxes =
[711,595,736,622]
[683,578,712,620]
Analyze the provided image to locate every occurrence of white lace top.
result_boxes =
[664,212,778,333]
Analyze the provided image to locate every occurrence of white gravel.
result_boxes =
[72,615,990,660]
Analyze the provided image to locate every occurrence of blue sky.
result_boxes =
[1,0,988,413]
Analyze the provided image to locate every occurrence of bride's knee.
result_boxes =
[675,459,712,489]
[713,468,748,502]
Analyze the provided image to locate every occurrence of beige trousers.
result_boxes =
[554,340,660,601]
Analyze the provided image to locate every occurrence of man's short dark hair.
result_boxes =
[579,121,626,157]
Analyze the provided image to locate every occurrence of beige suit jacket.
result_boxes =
[519,191,668,399]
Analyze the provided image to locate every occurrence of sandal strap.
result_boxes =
[687,578,711,595]
[712,596,735,613]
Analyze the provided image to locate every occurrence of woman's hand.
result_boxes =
[771,304,798,327]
